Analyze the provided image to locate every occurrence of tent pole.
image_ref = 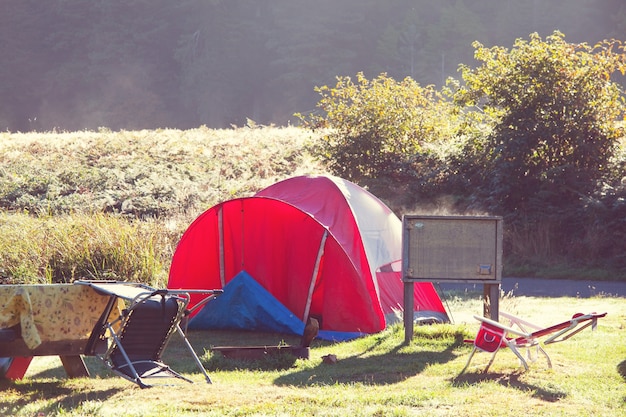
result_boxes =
[303,230,328,321]
[218,206,226,287]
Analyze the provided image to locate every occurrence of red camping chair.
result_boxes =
[461,311,607,373]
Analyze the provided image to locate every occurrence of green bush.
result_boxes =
[302,33,626,275]
[454,32,625,213]
[297,72,459,202]
[453,32,626,266]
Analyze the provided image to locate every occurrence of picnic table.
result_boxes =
[0,283,122,379]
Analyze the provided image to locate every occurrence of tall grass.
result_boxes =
[0,126,624,283]
[0,126,326,284]
[0,211,181,285]
[0,126,325,217]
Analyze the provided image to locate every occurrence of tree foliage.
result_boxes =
[455,32,626,217]
[2,0,625,131]
[298,73,457,197]
[454,32,626,267]
[306,32,626,270]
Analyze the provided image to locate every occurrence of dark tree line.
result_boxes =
[1,0,625,131]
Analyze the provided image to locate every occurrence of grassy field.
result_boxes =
[0,127,625,415]
[0,126,326,285]
[0,126,325,218]
[1,294,624,417]
[1,127,625,283]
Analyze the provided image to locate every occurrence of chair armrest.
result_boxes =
[543,312,607,344]
[185,290,224,316]
[500,311,544,332]
[473,315,532,338]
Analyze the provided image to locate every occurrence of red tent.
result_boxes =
[168,175,448,338]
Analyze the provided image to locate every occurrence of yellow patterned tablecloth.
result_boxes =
[0,284,116,349]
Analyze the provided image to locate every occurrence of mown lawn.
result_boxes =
[1,294,624,417]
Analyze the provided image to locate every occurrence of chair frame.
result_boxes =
[461,311,606,373]
[77,280,222,388]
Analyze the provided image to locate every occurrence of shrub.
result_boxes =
[454,32,626,217]
[453,32,626,265]
[297,72,459,202]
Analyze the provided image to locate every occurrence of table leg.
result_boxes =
[2,357,32,380]
[59,355,90,378]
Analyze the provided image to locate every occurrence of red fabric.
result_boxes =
[376,270,447,315]
[475,323,507,353]
[169,175,447,335]
[256,176,371,285]
[256,175,446,319]
[168,197,385,333]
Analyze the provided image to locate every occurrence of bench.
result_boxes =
[0,323,108,378]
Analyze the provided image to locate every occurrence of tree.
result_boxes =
[176,0,276,127]
[454,31,626,262]
[0,0,57,131]
[298,72,457,201]
[423,0,487,86]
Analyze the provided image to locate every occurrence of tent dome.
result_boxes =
[168,175,448,338]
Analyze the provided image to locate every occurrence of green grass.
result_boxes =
[1,127,625,284]
[1,295,624,416]
[0,126,326,285]
[0,127,624,415]
[0,126,325,218]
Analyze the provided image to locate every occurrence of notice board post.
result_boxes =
[402,215,503,343]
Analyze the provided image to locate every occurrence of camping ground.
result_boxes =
[0,128,624,416]
[1,293,624,417]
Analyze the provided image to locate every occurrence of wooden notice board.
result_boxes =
[402,215,503,342]
[402,215,503,283]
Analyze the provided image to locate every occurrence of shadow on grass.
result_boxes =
[23,356,116,381]
[272,341,461,386]
[0,379,122,415]
[198,325,470,386]
[618,359,626,381]
[206,350,302,371]
[452,372,568,402]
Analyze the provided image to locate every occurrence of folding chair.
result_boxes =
[461,311,606,373]
[461,315,533,373]
[77,280,222,388]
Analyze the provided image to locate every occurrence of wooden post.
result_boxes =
[483,283,500,320]
[403,281,414,344]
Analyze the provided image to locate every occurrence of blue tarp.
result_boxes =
[188,270,364,341]
[188,271,304,334]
